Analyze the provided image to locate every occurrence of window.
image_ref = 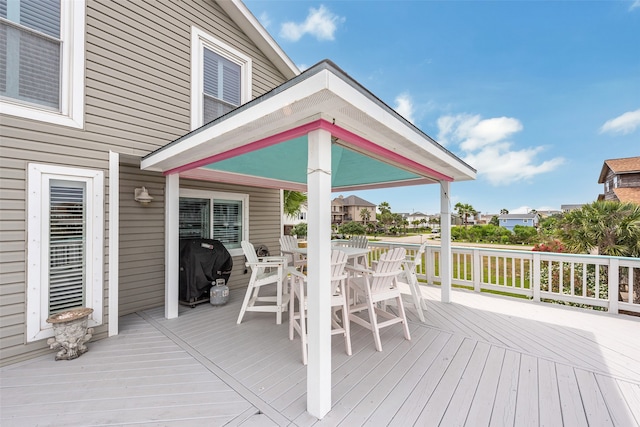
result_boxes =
[27,164,103,342]
[179,189,248,256]
[613,176,619,188]
[0,0,85,128]
[190,26,251,130]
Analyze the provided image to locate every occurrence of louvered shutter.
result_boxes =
[202,48,240,123]
[212,199,242,250]
[0,0,61,109]
[48,180,85,314]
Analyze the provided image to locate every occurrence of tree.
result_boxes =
[489,215,499,226]
[500,208,509,215]
[379,211,394,234]
[283,190,307,217]
[378,201,391,215]
[291,222,307,238]
[556,201,640,257]
[360,208,371,225]
[454,202,477,227]
[338,221,366,236]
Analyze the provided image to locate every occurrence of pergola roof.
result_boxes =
[141,60,476,188]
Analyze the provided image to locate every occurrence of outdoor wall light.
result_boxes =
[134,187,153,204]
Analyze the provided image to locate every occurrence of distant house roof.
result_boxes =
[598,156,640,183]
[613,187,640,204]
[498,213,539,220]
[561,204,584,211]
[336,195,376,207]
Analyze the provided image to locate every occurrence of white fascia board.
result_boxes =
[218,0,299,79]
[324,73,476,180]
[141,71,331,172]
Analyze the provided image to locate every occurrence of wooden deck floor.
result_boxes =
[2,285,640,426]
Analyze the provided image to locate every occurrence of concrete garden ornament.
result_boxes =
[46,307,94,360]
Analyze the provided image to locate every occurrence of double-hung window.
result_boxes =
[0,0,85,128]
[27,164,103,342]
[190,26,251,129]
[179,189,248,256]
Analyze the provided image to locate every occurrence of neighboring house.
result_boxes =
[597,156,640,204]
[402,211,429,228]
[1,0,298,365]
[476,213,495,225]
[561,204,585,212]
[498,213,540,231]
[283,203,307,235]
[331,195,377,226]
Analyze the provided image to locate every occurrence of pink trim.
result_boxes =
[180,169,307,191]
[318,121,453,182]
[166,121,324,175]
[333,177,436,192]
[166,118,453,182]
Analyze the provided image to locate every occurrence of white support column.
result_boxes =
[440,181,452,303]
[306,128,333,419]
[165,173,179,319]
[108,151,119,336]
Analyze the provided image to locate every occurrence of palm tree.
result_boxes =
[360,208,371,225]
[378,201,391,215]
[500,208,509,215]
[556,201,640,257]
[455,202,477,227]
[283,190,307,217]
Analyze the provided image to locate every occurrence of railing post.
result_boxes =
[472,248,481,292]
[609,258,619,314]
[532,252,541,302]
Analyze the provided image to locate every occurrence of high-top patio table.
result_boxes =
[289,245,427,322]
[286,245,370,266]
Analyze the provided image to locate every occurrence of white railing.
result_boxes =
[360,240,640,315]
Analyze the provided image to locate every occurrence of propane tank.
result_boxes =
[210,278,229,306]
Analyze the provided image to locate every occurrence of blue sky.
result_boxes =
[245,0,640,216]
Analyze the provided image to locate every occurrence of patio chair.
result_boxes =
[346,235,369,268]
[289,249,352,365]
[237,241,292,325]
[279,235,307,271]
[347,247,411,352]
[402,242,428,323]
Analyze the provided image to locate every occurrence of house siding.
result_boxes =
[0,0,290,366]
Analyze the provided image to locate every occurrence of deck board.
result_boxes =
[2,285,639,426]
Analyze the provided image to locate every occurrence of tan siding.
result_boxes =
[0,0,289,364]
[118,164,167,316]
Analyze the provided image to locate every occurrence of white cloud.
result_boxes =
[259,11,271,29]
[510,206,532,214]
[631,0,640,11]
[599,109,640,135]
[437,113,564,185]
[394,93,415,124]
[280,5,344,42]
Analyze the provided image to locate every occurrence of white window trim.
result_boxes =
[1,0,85,128]
[180,188,249,257]
[27,163,103,342]
[190,26,252,130]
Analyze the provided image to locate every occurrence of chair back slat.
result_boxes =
[242,241,259,265]
[347,235,368,248]
[330,250,349,295]
[279,235,297,252]
[370,247,405,293]
[412,242,428,268]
